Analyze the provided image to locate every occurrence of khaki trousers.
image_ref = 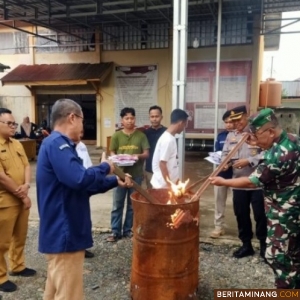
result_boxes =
[0,205,29,284]
[44,251,85,300]
[214,186,230,229]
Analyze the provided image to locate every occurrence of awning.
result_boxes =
[1,62,113,86]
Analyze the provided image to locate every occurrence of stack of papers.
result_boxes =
[204,151,222,165]
[109,154,138,167]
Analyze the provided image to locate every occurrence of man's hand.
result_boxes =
[14,184,29,199]
[22,196,31,210]
[232,159,249,169]
[100,152,115,174]
[117,174,133,188]
[246,135,258,146]
[209,177,226,186]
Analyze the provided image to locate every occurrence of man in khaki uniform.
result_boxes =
[221,106,267,259]
[0,108,36,293]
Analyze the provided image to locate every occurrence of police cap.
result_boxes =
[229,105,247,121]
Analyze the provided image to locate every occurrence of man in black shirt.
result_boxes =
[144,106,166,188]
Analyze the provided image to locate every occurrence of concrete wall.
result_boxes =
[0,23,263,147]
[100,43,261,146]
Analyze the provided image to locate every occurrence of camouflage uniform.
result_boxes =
[248,108,300,289]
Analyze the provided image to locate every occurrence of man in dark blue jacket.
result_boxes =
[210,110,234,238]
[36,99,131,300]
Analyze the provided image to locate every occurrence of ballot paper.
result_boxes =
[109,154,138,167]
[204,151,222,165]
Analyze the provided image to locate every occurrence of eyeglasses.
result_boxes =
[73,113,85,124]
[251,127,274,140]
[0,121,18,128]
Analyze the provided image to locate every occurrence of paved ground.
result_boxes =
[28,147,258,247]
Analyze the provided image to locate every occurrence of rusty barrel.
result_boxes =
[130,189,199,300]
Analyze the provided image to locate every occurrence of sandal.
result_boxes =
[106,233,120,242]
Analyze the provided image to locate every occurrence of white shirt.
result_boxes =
[151,131,179,188]
[76,141,93,169]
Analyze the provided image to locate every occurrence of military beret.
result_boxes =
[229,105,247,120]
[248,108,277,133]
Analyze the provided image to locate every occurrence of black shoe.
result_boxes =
[260,241,266,259]
[0,280,17,292]
[9,267,36,277]
[233,245,255,258]
[123,231,133,238]
[85,250,94,258]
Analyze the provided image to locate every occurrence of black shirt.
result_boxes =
[144,126,167,173]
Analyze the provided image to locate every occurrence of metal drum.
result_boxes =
[130,189,199,300]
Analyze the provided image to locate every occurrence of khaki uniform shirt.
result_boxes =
[222,126,263,190]
[0,137,29,207]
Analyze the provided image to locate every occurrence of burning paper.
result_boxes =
[167,209,199,229]
[167,178,190,199]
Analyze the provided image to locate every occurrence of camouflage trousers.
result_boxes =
[265,218,300,289]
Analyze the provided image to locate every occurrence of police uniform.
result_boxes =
[0,137,29,284]
[248,108,300,289]
[222,106,267,257]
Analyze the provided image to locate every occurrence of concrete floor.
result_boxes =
[28,147,260,246]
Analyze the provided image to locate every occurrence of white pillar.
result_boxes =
[172,0,188,180]
[213,0,223,147]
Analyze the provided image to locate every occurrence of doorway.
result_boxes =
[36,94,97,140]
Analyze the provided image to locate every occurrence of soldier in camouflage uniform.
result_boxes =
[209,108,300,289]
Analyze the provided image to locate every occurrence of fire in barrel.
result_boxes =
[130,183,199,300]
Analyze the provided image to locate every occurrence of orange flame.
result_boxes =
[167,178,190,198]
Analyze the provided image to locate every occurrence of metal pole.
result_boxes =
[270,56,273,78]
[172,0,179,109]
[213,0,222,151]
[172,0,188,180]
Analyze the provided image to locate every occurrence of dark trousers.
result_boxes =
[232,189,267,244]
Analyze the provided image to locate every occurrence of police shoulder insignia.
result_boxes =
[59,144,70,150]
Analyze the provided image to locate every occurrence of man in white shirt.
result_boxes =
[76,141,93,169]
[75,138,94,258]
[151,109,189,188]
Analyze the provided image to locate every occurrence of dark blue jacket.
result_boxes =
[37,131,118,253]
[215,130,233,179]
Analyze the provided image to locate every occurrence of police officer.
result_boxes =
[221,105,267,259]
[210,108,300,289]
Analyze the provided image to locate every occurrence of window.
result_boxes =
[0,32,29,54]
[35,28,95,53]
[188,15,253,48]
[102,23,169,50]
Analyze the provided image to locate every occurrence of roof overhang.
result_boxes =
[1,0,299,34]
[1,62,113,88]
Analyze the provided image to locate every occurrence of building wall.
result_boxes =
[100,43,261,146]
[0,24,263,147]
[0,25,101,127]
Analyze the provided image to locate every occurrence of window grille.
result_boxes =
[0,32,29,54]
[188,15,252,48]
[102,23,169,50]
[35,28,95,53]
